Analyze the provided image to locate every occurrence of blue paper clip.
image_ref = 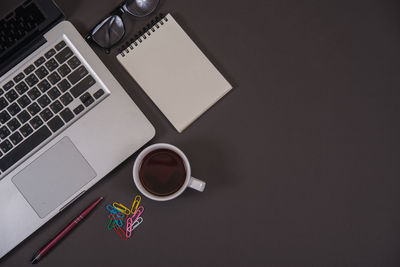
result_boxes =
[106,205,125,229]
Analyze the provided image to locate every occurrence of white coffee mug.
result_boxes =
[133,143,206,201]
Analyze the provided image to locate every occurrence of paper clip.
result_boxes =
[113,225,127,240]
[106,204,119,214]
[108,212,125,222]
[126,217,143,238]
[113,195,141,215]
[130,195,141,213]
[106,205,125,229]
[112,202,130,215]
[126,206,144,238]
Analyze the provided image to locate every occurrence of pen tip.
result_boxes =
[31,252,41,264]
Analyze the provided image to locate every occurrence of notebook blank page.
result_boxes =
[117,14,232,132]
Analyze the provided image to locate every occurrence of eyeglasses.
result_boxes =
[85,0,160,53]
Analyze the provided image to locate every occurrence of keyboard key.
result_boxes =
[0,97,8,110]
[29,116,43,129]
[47,87,61,100]
[55,41,66,51]
[73,104,84,115]
[60,92,73,106]
[37,95,51,108]
[13,73,25,83]
[47,116,64,132]
[35,66,48,79]
[70,75,95,98]
[5,89,18,103]
[0,89,3,96]
[93,89,105,99]
[50,100,63,114]
[20,124,33,137]
[9,132,22,145]
[15,81,28,94]
[34,56,45,67]
[37,79,51,92]
[80,92,94,107]
[47,72,61,85]
[27,87,41,100]
[39,108,53,121]
[67,66,88,85]
[67,56,81,69]
[25,74,39,87]
[0,126,52,171]
[7,103,21,116]
[0,140,13,154]
[57,79,71,92]
[27,103,41,116]
[55,47,73,64]
[0,126,11,139]
[2,81,14,91]
[17,110,31,124]
[45,58,58,71]
[44,48,56,59]
[7,118,21,131]
[17,95,31,108]
[60,108,74,123]
[23,64,35,75]
[57,64,71,77]
[0,111,11,124]
[60,93,74,106]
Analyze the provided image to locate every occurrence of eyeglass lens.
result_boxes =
[91,15,125,50]
[89,0,160,51]
[124,0,160,17]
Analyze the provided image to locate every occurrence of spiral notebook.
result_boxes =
[116,13,232,132]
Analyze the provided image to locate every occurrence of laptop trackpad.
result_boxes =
[12,137,97,218]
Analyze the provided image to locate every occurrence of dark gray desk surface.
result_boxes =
[2,0,400,266]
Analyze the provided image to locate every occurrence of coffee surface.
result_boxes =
[139,149,186,196]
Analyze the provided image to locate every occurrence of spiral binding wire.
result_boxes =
[118,13,168,57]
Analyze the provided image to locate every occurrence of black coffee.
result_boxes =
[139,149,186,196]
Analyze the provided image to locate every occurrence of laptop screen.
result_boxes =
[0,0,64,77]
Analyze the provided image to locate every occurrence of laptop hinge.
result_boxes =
[0,0,65,77]
[0,36,46,77]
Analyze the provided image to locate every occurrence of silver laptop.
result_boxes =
[0,0,155,258]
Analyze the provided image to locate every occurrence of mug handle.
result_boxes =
[188,177,206,192]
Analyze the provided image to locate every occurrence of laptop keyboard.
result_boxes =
[0,1,46,55]
[0,41,107,175]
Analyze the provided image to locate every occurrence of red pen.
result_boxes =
[31,197,104,264]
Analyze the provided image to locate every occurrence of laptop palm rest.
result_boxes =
[11,137,96,218]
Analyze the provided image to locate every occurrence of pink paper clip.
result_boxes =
[126,206,144,238]
[125,217,143,238]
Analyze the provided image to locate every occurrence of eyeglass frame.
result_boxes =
[85,0,159,54]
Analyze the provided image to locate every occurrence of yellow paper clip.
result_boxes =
[113,195,141,215]
[112,202,130,215]
[130,195,141,213]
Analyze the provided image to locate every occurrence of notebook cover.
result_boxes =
[117,14,232,132]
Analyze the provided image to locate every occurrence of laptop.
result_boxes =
[0,0,155,258]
